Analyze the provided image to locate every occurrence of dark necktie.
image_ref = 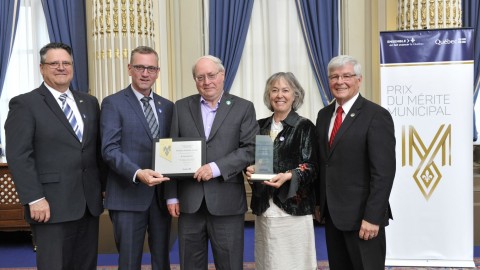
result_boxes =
[59,93,82,141]
[329,106,343,147]
[140,97,159,138]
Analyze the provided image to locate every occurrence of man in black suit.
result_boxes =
[165,55,258,270]
[100,46,174,270]
[315,55,396,270]
[5,42,105,270]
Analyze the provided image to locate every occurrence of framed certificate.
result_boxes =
[153,138,206,177]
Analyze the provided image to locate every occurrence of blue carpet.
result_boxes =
[0,222,477,268]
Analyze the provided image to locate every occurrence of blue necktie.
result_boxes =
[141,97,159,138]
[59,93,83,141]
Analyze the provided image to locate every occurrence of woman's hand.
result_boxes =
[263,171,292,188]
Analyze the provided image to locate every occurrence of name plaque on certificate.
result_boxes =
[153,138,206,177]
[250,135,276,181]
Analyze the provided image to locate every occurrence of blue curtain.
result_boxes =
[41,0,89,92]
[462,1,480,141]
[0,0,20,97]
[208,0,254,92]
[295,0,339,106]
[0,0,20,156]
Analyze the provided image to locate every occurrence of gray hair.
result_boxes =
[327,55,362,77]
[263,72,305,112]
[191,55,225,78]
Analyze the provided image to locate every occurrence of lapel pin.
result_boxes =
[279,136,285,141]
[158,109,162,113]
[83,114,86,119]
[226,100,231,106]
[157,101,161,105]
[350,113,355,117]
[79,100,83,103]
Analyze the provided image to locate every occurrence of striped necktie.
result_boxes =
[59,93,82,141]
[141,97,159,138]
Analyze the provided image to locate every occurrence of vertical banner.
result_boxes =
[380,29,475,267]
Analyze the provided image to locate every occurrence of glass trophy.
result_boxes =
[250,135,276,181]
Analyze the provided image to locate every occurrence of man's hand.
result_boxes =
[136,169,170,186]
[167,203,180,217]
[314,206,321,223]
[30,198,50,223]
[359,219,379,240]
[194,164,213,182]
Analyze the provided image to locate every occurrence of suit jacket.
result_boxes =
[315,94,396,231]
[164,93,258,215]
[100,86,173,211]
[5,83,105,224]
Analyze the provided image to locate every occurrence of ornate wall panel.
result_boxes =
[92,0,155,100]
[397,0,462,30]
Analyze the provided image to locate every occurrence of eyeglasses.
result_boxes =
[132,65,160,74]
[328,74,357,82]
[195,71,221,82]
[43,61,73,69]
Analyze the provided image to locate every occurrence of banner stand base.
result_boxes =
[386,259,476,268]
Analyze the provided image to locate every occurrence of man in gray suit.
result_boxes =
[100,46,174,270]
[165,55,258,270]
[5,42,105,270]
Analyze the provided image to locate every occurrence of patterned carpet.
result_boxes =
[1,260,479,270]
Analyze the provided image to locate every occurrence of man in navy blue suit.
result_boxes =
[100,46,174,270]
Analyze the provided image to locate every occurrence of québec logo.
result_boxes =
[434,37,467,45]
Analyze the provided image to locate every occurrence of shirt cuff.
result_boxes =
[133,169,140,184]
[209,162,221,178]
[167,198,179,205]
[29,197,45,205]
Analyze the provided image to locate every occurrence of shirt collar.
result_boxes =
[336,92,359,115]
[44,82,72,100]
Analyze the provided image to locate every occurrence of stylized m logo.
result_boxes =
[402,124,451,200]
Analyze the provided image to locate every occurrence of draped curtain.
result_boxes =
[41,0,89,92]
[208,0,254,92]
[462,1,480,141]
[295,0,339,106]
[0,1,20,98]
[0,0,20,155]
[229,0,323,122]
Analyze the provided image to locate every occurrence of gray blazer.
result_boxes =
[165,93,259,215]
[100,86,173,211]
[5,83,105,223]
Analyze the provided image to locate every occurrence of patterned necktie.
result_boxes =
[329,106,343,147]
[140,97,159,138]
[59,93,83,141]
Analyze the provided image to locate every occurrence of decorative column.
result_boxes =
[92,0,155,100]
[397,0,462,30]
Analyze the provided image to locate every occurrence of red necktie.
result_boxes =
[329,106,343,147]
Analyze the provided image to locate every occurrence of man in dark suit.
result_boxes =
[5,42,105,270]
[315,55,396,270]
[100,46,173,270]
[165,55,258,270]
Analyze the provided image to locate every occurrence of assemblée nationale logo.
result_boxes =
[402,124,451,200]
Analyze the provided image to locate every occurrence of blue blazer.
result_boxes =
[100,86,173,211]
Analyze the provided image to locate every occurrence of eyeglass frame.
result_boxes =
[131,65,160,74]
[328,73,358,82]
[42,61,73,69]
[194,71,222,82]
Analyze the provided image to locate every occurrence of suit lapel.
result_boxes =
[189,95,206,138]
[39,85,80,142]
[208,94,233,141]
[125,86,154,140]
[152,94,165,138]
[329,96,364,152]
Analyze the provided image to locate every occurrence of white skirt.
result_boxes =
[254,211,317,270]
